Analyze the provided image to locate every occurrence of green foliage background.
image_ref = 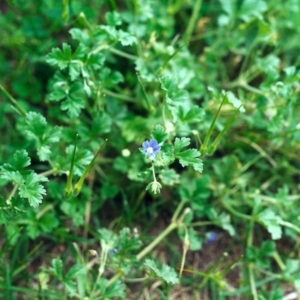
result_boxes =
[0,0,300,299]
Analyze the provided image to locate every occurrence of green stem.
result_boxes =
[36,204,53,220]
[0,84,26,116]
[108,47,138,60]
[248,263,258,300]
[77,12,92,30]
[244,193,300,203]
[222,201,255,221]
[65,135,78,196]
[240,82,265,96]
[279,220,300,234]
[189,221,214,227]
[136,72,152,111]
[200,93,226,155]
[151,163,157,182]
[74,140,107,194]
[184,0,202,42]
[102,89,135,102]
[107,271,123,288]
[208,104,243,155]
[272,251,285,271]
[247,212,258,300]
[137,222,178,260]
[7,185,18,204]
[156,42,187,74]
[108,0,117,10]
[39,168,58,177]
[171,200,187,223]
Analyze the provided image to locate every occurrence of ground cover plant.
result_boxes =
[0,0,300,299]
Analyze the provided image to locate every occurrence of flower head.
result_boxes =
[142,139,161,159]
[207,232,218,244]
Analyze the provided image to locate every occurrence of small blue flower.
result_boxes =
[142,139,161,159]
[109,248,118,255]
[207,232,218,244]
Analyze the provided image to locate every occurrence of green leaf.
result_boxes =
[18,173,48,208]
[13,150,31,170]
[160,76,177,94]
[49,258,63,279]
[258,209,282,240]
[46,43,72,69]
[178,105,204,123]
[65,264,85,281]
[99,67,124,87]
[86,52,105,69]
[69,28,89,43]
[178,149,203,170]
[151,124,168,143]
[219,0,236,17]
[39,212,59,233]
[61,145,93,177]
[105,11,122,26]
[99,25,118,40]
[159,169,179,186]
[144,259,179,285]
[97,278,126,299]
[60,82,85,118]
[92,112,112,135]
[0,150,48,208]
[69,62,81,81]
[118,30,137,46]
[160,76,189,105]
[214,211,235,236]
[283,259,300,276]
[24,112,61,161]
[224,91,245,112]
[174,137,191,155]
[37,146,51,162]
[239,0,268,22]
[161,143,175,165]
[1,150,31,180]
[187,228,202,251]
[173,138,203,172]
[25,112,47,139]
[260,241,276,257]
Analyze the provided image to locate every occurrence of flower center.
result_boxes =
[147,147,153,154]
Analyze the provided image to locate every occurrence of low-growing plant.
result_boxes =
[0,0,300,299]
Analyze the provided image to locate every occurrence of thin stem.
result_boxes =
[200,93,226,155]
[248,263,258,300]
[108,47,138,60]
[222,201,255,221]
[136,72,152,111]
[184,0,202,42]
[7,184,18,204]
[151,163,157,182]
[0,84,26,116]
[171,200,186,223]
[102,89,136,102]
[240,82,265,96]
[272,251,285,271]
[189,221,214,227]
[107,271,123,288]
[39,168,58,177]
[247,211,258,300]
[235,135,277,168]
[36,204,53,220]
[179,226,189,279]
[137,222,178,260]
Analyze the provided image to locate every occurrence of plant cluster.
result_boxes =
[0,0,300,299]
